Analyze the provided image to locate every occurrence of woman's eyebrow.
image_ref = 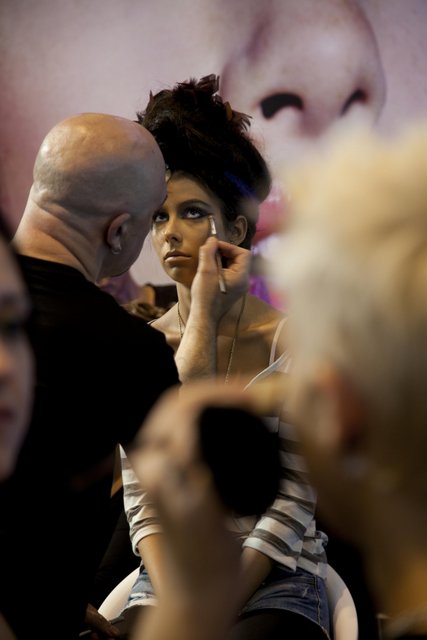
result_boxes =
[179,199,211,208]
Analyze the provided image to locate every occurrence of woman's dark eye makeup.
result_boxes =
[152,211,168,224]
[183,205,209,219]
[152,200,213,224]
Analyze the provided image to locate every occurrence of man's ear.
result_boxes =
[106,213,130,255]
[314,365,367,453]
[229,215,248,245]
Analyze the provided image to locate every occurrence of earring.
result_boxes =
[111,246,121,256]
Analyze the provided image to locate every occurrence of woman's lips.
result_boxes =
[164,251,191,263]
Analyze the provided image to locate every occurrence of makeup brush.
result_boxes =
[208,215,227,294]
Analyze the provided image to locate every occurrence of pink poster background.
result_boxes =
[1,0,427,287]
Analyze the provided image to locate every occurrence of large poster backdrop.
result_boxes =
[1,0,427,289]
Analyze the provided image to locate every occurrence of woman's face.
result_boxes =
[150,174,230,288]
[0,238,34,481]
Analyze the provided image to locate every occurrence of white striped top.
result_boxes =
[121,317,328,578]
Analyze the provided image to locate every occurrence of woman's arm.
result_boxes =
[121,450,173,603]
[136,533,168,599]
[234,547,274,610]
[121,446,163,556]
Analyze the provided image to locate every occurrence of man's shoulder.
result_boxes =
[18,254,89,293]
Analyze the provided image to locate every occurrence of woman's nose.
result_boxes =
[162,218,182,244]
[220,0,386,142]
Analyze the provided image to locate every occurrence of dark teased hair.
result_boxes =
[136,74,272,249]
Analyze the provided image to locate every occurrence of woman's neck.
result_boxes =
[176,282,248,335]
[176,283,192,322]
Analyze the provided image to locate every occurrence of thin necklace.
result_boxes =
[177,295,246,384]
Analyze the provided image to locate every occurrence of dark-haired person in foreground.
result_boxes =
[0,112,249,639]
[0,213,34,639]
[0,214,33,484]
[119,76,329,640]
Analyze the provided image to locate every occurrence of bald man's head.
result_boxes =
[32,112,166,222]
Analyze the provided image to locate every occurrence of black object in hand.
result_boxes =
[198,406,281,516]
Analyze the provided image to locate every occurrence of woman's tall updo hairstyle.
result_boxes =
[136,75,271,249]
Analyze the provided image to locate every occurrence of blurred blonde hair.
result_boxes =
[273,121,427,496]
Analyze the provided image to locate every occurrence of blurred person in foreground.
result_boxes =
[271,121,427,640]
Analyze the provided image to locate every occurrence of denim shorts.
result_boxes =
[240,564,330,638]
[124,566,158,610]
[124,564,330,638]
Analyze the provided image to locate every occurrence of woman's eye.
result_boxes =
[152,211,168,224]
[184,207,206,219]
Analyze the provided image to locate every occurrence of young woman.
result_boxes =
[147,174,283,383]
[120,76,329,639]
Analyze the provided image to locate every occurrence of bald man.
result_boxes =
[0,113,249,639]
[15,113,167,283]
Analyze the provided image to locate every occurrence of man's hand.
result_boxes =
[82,603,120,639]
[175,238,251,382]
[191,237,251,321]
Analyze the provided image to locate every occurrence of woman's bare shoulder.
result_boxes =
[151,303,178,334]
[244,295,288,361]
[246,295,286,329]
